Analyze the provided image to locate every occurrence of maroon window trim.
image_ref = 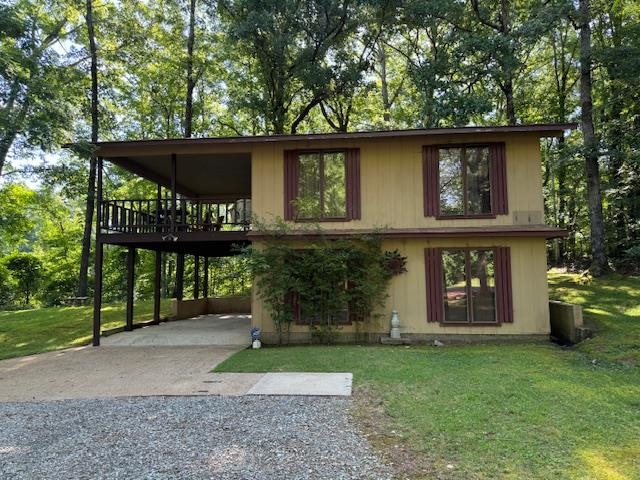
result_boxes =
[423,143,508,218]
[283,150,299,221]
[423,146,439,217]
[424,246,513,325]
[424,247,444,322]
[346,149,361,220]
[494,246,513,323]
[283,149,360,221]
[490,143,508,215]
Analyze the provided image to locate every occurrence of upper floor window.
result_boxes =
[423,143,508,218]
[284,149,360,221]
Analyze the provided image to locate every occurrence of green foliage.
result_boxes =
[243,222,393,343]
[548,271,640,365]
[3,252,43,305]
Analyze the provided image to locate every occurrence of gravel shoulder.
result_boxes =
[0,395,393,480]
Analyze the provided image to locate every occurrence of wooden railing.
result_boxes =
[100,198,251,234]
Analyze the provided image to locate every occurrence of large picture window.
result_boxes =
[425,246,513,325]
[423,143,508,218]
[442,249,496,324]
[284,149,360,221]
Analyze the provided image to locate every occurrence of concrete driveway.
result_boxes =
[0,314,260,402]
[101,314,251,346]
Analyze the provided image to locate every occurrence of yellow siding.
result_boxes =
[251,133,544,229]
[252,237,551,337]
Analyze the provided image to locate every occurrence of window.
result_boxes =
[284,149,360,221]
[288,291,350,325]
[423,143,508,217]
[425,247,513,324]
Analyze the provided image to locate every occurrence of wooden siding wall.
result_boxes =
[251,133,544,229]
[251,237,551,337]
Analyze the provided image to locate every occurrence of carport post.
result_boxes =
[203,257,209,298]
[176,253,185,300]
[194,255,200,299]
[92,156,104,347]
[153,249,161,323]
[93,241,103,347]
[125,247,136,331]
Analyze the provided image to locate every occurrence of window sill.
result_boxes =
[294,217,353,223]
[435,214,497,220]
[439,322,502,327]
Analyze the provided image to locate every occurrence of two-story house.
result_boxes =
[89,124,572,346]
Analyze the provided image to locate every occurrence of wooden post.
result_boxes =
[154,249,161,323]
[156,183,162,231]
[203,257,209,298]
[194,255,200,299]
[176,253,184,300]
[93,241,103,346]
[92,156,104,347]
[126,246,135,331]
[171,153,177,233]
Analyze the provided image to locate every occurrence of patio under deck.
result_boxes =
[92,145,254,347]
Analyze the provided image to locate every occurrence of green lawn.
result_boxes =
[548,271,640,366]
[216,272,640,479]
[0,299,172,360]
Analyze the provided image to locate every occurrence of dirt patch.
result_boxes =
[350,385,445,480]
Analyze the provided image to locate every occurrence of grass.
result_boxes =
[216,272,640,479]
[0,299,172,360]
[548,271,640,366]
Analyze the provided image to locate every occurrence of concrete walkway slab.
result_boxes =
[101,314,251,347]
[0,346,251,402]
[247,372,353,396]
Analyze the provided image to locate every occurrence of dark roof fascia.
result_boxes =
[247,226,569,240]
[75,123,578,152]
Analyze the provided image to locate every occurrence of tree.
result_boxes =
[0,0,80,176]
[4,252,43,305]
[77,0,99,298]
[577,0,608,275]
[218,0,362,134]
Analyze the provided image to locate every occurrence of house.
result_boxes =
[89,124,573,345]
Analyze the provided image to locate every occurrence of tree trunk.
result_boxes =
[184,0,196,138]
[578,0,608,275]
[77,0,99,297]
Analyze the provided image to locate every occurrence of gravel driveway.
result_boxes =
[0,395,393,480]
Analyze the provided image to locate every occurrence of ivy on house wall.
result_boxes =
[243,222,404,344]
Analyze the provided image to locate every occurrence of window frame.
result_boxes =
[440,247,498,325]
[287,290,352,326]
[284,148,361,222]
[423,143,508,219]
[425,246,513,326]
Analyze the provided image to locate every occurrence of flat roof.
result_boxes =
[90,123,577,150]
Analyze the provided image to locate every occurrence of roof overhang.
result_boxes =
[64,123,577,197]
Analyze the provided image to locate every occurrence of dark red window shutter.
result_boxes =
[424,248,444,322]
[490,143,508,215]
[495,246,513,323]
[345,148,361,220]
[423,146,439,217]
[283,150,298,220]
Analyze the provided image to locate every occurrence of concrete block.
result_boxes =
[549,300,584,343]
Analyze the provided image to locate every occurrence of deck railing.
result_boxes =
[100,198,251,234]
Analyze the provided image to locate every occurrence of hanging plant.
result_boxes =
[382,249,408,277]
